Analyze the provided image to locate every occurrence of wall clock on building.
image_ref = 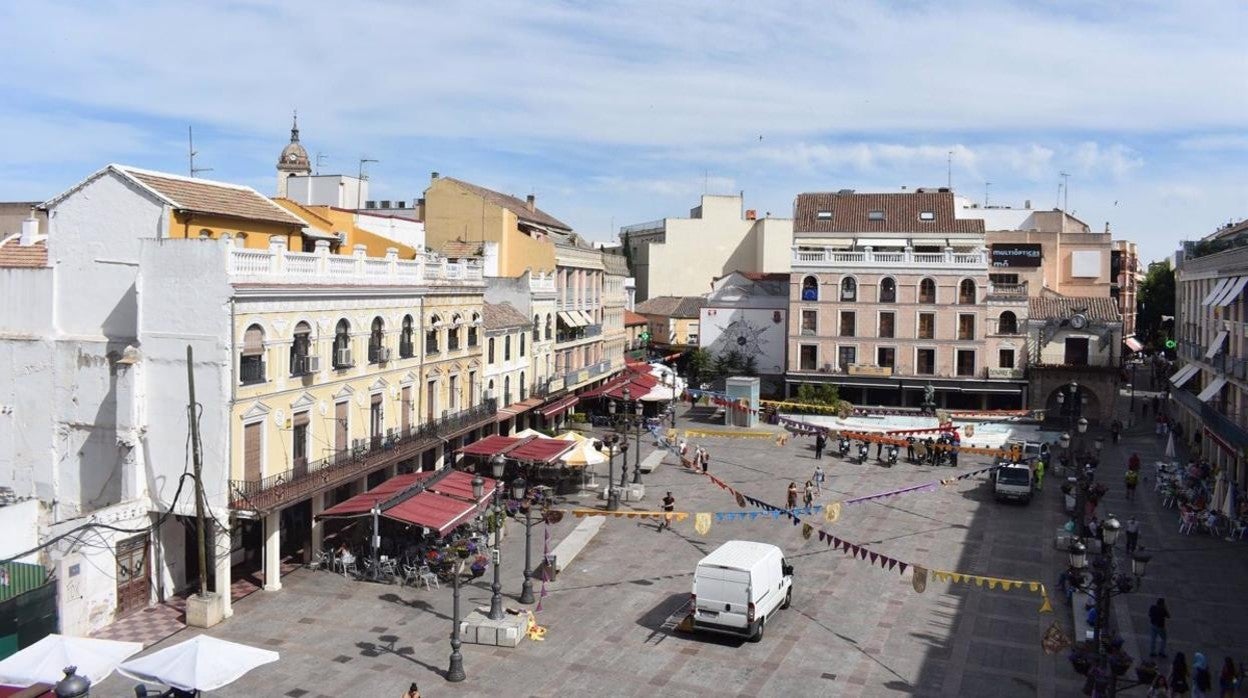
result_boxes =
[1069,314,1087,330]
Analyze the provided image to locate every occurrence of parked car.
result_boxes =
[691,540,793,642]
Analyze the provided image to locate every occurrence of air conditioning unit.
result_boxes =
[336,347,353,367]
[304,355,320,373]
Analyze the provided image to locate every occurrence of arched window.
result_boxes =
[369,317,386,363]
[291,321,313,375]
[425,315,441,355]
[520,331,526,357]
[488,337,496,363]
[919,278,937,304]
[959,279,977,305]
[504,335,512,361]
[545,313,553,340]
[520,371,527,400]
[447,314,462,351]
[400,315,414,358]
[503,375,512,404]
[840,277,857,302]
[801,275,819,301]
[241,324,266,384]
[998,311,1018,335]
[879,277,896,303]
[333,319,353,368]
[533,315,541,341]
[488,379,495,399]
[198,229,213,239]
[468,313,480,348]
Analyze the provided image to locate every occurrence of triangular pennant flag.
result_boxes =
[801,523,813,540]
[974,576,985,587]
[911,565,928,593]
[1039,592,1053,614]
[771,511,781,520]
[987,578,999,590]
[749,512,760,520]
[898,562,908,575]
[714,512,724,522]
[817,530,827,542]
[791,515,801,526]
[888,558,898,571]
[825,502,841,523]
[1029,582,1040,592]
[694,513,711,535]
[858,548,868,560]
[869,552,879,565]
[735,493,746,508]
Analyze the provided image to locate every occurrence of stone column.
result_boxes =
[310,493,325,554]
[264,511,282,592]
[213,524,234,619]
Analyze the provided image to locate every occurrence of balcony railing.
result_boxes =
[530,273,556,293]
[240,358,266,385]
[792,248,987,268]
[228,398,499,513]
[988,282,1029,298]
[227,240,483,286]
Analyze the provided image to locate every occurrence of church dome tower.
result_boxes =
[276,111,311,197]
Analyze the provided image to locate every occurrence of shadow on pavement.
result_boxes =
[356,634,446,679]
[377,592,452,622]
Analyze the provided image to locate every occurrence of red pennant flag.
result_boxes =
[887,559,897,571]
[817,530,826,542]
[858,548,869,560]
[849,544,860,556]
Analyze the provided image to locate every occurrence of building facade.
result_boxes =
[699,272,789,390]
[619,194,793,303]
[635,296,707,355]
[1171,220,1248,487]
[482,301,532,428]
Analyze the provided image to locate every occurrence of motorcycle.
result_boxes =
[885,445,898,467]
[837,437,851,459]
[856,441,869,464]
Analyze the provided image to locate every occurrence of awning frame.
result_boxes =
[1197,376,1228,403]
[1205,330,1229,359]
[1170,364,1200,388]
[1216,277,1248,307]
[1202,278,1232,306]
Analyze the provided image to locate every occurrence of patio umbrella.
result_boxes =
[1164,433,1176,460]
[0,634,142,687]
[118,636,278,692]
[1221,479,1237,518]
[512,428,545,439]
[1212,474,1227,518]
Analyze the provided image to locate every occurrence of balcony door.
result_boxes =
[426,380,438,422]
[401,385,411,433]
[370,393,384,448]
[1064,337,1089,366]
[334,401,349,457]
[292,411,309,477]
[243,421,262,482]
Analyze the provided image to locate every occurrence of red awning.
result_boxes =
[600,374,659,400]
[457,435,523,457]
[580,374,630,398]
[498,396,545,421]
[318,471,435,518]
[427,469,491,500]
[538,394,579,418]
[508,438,575,464]
[1124,337,1144,352]
[383,491,486,536]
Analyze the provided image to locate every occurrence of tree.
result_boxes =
[1136,260,1175,352]
[742,354,759,377]
[687,348,713,383]
[621,232,636,277]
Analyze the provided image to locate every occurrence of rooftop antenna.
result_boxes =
[315,152,329,175]
[984,181,992,207]
[188,126,212,178]
[1059,171,1071,211]
[947,151,953,189]
[357,157,378,211]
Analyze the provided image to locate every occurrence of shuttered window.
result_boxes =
[243,422,262,481]
[242,325,264,356]
[335,401,349,455]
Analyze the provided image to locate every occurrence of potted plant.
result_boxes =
[454,543,471,559]
[1068,642,1096,675]
[469,555,488,578]
[1135,659,1158,684]
[1108,649,1133,677]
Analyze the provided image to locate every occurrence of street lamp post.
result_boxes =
[511,477,544,605]
[666,370,678,429]
[487,455,506,621]
[605,406,620,511]
[1067,517,1153,696]
[446,557,467,682]
[631,400,643,484]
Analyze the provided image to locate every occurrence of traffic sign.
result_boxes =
[1165,339,1176,349]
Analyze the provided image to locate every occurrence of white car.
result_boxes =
[692,540,793,642]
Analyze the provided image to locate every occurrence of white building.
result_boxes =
[699,272,790,389]
[620,194,793,303]
[481,301,533,433]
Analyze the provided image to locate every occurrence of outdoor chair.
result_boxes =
[415,564,439,590]
[1179,510,1197,535]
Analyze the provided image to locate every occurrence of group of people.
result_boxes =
[1145,599,1239,696]
[677,439,711,473]
[785,469,825,510]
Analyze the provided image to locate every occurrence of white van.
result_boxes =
[691,540,793,642]
[993,462,1034,503]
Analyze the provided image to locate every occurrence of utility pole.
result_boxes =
[315,152,329,175]
[187,345,208,597]
[984,181,992,207]
[1060,172,1071,211]
[357,157,378,211]
[947,151,953,189]
[188,127,213,179]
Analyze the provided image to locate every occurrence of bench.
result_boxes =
[639,450,666,474]
[545,515,605,575]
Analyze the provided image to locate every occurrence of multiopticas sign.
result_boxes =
[990,243,1043,267]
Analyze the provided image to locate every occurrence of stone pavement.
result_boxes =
[91,402,1248,697]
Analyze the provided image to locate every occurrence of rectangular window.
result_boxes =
[449,375,460,411]
[816,210,832,220]
[504,335,511,361]
[838,346,857,370]
[799,345,817,371]
[999,348,1015,369]
[801,310,818,336]
[877,347,895,369]
[292,411,309,473]
[868,210,886,221]
[244,422,262,481]
[956,349,976,377]
[1064,337,1090,366]
[916,348,936,375]
[878,312,895,339]
[919,211,935,221]
[918,313,935,339]
[958,314,975,340]
[840,311,856,337]
[989,273,1019,285]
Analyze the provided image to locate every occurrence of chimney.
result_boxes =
[431,171,440,181]
[19,208,37,246]
[1024,199,1032,210]
[526,194,535,212]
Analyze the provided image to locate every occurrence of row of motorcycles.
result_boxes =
[830,434,960,467]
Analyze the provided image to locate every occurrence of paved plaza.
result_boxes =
[94,398,1248,697]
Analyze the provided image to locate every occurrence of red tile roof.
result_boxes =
[794,190,985,234]
[439,239,484,258]
[122,167,306,227]
[482,301,530,330]
[1028,295,1121,322]
[624,310,648,326]
[636,296,706,319]
[0,237,48,268]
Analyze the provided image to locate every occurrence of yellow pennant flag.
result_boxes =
[694,513,712,536]
[801,523,813,540]
[674,513,689,522]
[1029,582,1040,593]
[824,502,842,523]
[987,578,998,590]
[1038,585,1052,614]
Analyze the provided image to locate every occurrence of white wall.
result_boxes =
[699,307,788,375]
[285,175,368,209]
[49,502,152,636]
[0,500,41,563]
[354,212,426,251]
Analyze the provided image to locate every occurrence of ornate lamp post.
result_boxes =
[487,454,506,621]
[665,370,678,429]
[1067,517,1153,696]
[631,399,643,484]
[605,401,620,510]
[511,477,548,605]
[54,667,90,698]
[446,554,468,682]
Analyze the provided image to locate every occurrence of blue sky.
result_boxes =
[0,0,1244,263]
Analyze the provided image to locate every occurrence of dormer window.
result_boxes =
[816,210,832,220]
[919,211,935,221]
[867,210,886,221]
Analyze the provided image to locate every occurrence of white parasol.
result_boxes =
[1164,432,1175,460]
[0,634,142,687]
[118,636,278,692]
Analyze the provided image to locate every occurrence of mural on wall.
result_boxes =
[700,308,786,375]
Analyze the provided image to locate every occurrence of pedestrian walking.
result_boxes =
[657,491,675,532]
[1126,468,1140,501]
[1153,394,1162,415]
[1129,452,1142,472]
[1218,657,1237,697]
[699,448,710,474]
[813,465,825,495]
[1111,418,1123,444]
[786,482,798,510]
[1149,674,1170,697]
[803,481,814,508]
[693,445,705,470]
[814,432,826,460]
[1149,598,1170,658]
[1033,459,1045,491]
[1171,651,1191,696]
[1144,399,1151,417]
[1193,653,1212,697]
[403,682,421,698]
[1126,515,1140,553]
[678,438,689,461]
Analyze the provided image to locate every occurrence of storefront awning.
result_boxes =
[577,311,595,325]
[538,394,579,418]
[1205,331,1229,359]
[383,491,487,537]
[1123,336,1144,353]
[946,238,983,248]
[497,397,545,420]
[1197,376,1228,403]
[1202,278,1232,306]
[457,435,523,457]
[1170,364,1200,388]
[507,438,575,464]
[317,472,436,518]
[855,238,908,248]
[1217,276,1248,307]
[558,311,586,328]
[796,237,852,247]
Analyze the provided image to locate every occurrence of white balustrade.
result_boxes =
[792,247,986,268]
[226,244,483,286]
